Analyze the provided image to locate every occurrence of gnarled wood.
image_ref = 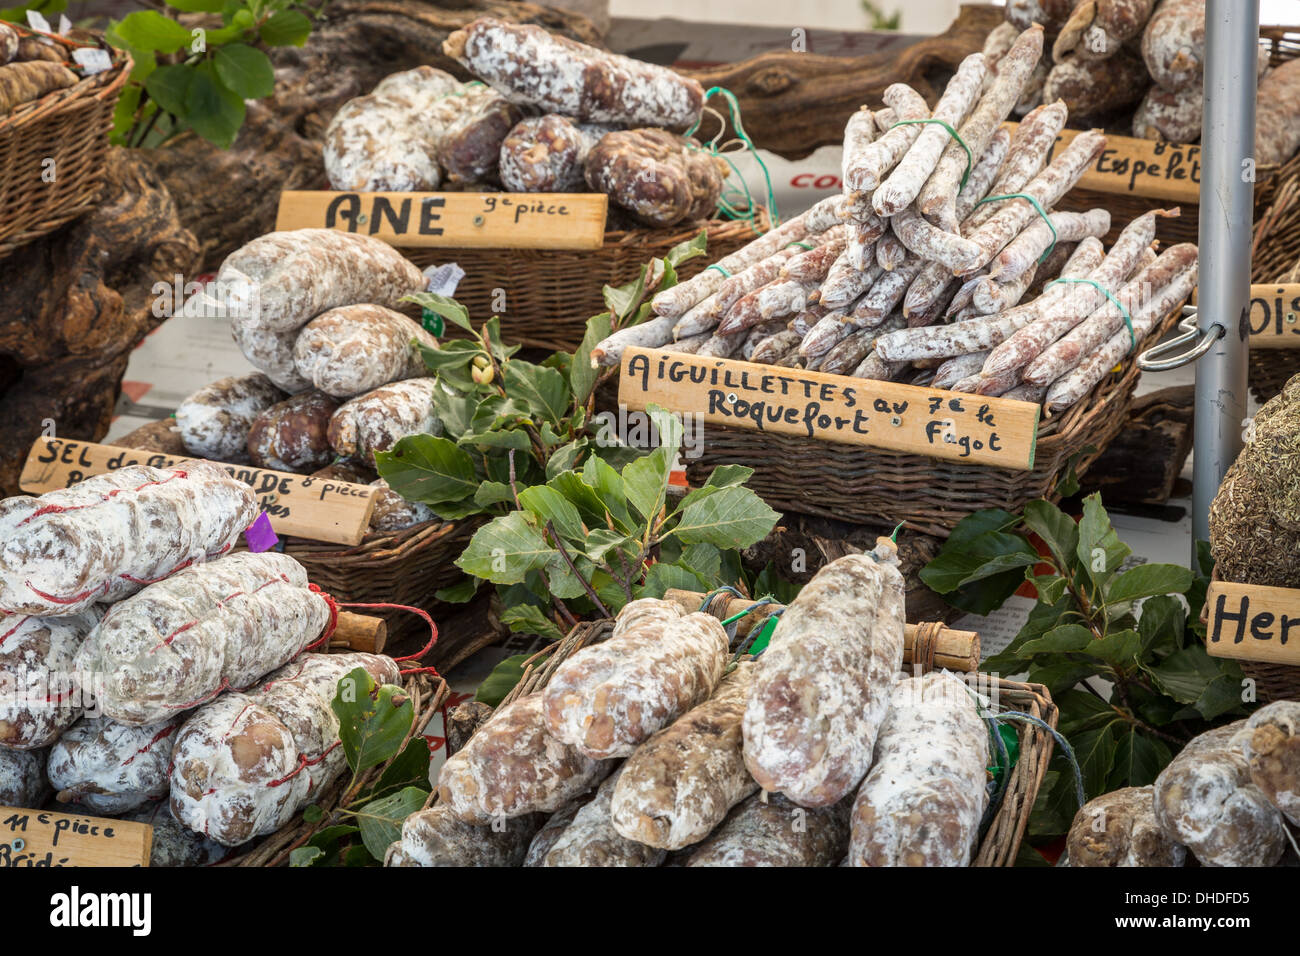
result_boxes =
[683,4,1002,159]
[0,149,199,495]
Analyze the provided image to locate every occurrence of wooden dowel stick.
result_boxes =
[329,611,387,655]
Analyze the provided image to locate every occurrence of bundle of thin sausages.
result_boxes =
[591,24,1195,411]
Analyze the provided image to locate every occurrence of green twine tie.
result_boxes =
[890,118,974,191]
[704,264,731,278]
[1047,278,1137,353]
[685,86,780,234]
[975,192,1057,263]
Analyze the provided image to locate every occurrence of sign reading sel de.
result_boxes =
[275,190,608,250]
[0,807,151,867]
[1002,123,1200,204]
[618,348,1040,470]
[19,438,377,546]
[1206,581,1300,667]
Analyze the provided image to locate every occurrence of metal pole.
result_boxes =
[1193,0,1257,557]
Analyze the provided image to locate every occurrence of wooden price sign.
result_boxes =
[1188,284,1300,347]
[1205,581,1300,666]
[1244,284,1300,348]
[275,190,608,250]
[0,807,152,867]
[1003,123,1200,204]
[19,438,377,546]
[618,348,1041,470]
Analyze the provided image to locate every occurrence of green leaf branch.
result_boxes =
[921,493,1249,842]
[103,0,320,149]
[288,667,434,867]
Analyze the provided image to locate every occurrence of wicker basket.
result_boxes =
[404,214,769,352]
[1248,150,1300,404]
[680,306,1182,538]
[499,617,1057,867]
[227,670,449,867]
[277,517,483,649]
[0,35,129,259]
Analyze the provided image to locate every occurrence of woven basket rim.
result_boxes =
[279,514,474,559]
[600,209,770,247]
[0,49,130,134]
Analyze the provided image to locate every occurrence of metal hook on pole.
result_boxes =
[1137,306,1226,371]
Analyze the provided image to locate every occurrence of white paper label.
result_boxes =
[73,48,114,75]
[424,262,466,297]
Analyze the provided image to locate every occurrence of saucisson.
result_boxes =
[846,673,990,866]
[172,652,400,846]
[73,552,332,726]
[543,604,728,759]
[1153,721,1287,867]
[743,542,905,807]
[0,610,101,749]
[218,230,425,334]
[47,717,180,815]
[386,804,539,867]
[436,692,616,824]
[174,373,286,462]
[0,462,257,617]
[683,790,852,866]
[444,18,705,130]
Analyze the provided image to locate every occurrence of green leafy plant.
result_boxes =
[289,667,431,867]
[462,403,779,695]
[0,0,65,22]
[921,494,1249,842]
[375,231,709,529]
[861,1,901,30]
[103,0,320,149]
[376,232,779,692]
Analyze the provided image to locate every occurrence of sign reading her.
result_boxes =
[1206,581,1300,667]
[618,348,1040,470]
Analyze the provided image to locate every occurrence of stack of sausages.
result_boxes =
[595,24,1198,413]
[325,18,729,229]
[0,465,423,855]
[391,543,997,867]
[993,0,1300,159]
[1067,703,1300,868]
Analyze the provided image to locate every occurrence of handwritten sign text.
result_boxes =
[275,190,608,249]
[618,348,1040,470]
[20,438,377,546]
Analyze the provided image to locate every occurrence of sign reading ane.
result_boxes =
[274,190,608,249]
[618,347,1040,470]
